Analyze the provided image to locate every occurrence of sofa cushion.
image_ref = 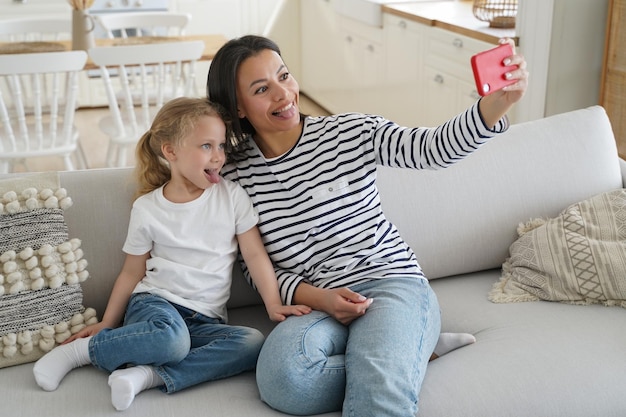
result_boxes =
[423,271,626,417]
[489,189,626,308]
[0,173,98,368]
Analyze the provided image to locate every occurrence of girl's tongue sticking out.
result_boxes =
[206,169,221,184]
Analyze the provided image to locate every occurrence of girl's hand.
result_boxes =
[62,322,108,344]
[266,304,312,322]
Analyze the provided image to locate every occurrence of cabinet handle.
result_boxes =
[452,38,463,48]
[346,35,353,43]
[367,44,375,52]
[434,74,444,84]
[399,20,407,29]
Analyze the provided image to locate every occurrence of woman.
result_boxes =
[207,35,528,417]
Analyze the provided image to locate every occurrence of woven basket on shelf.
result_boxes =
[473,0,518,28]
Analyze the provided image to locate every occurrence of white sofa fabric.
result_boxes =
[2,105,625,417]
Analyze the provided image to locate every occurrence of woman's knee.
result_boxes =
[256,357,345,415]
[255,314,347,415]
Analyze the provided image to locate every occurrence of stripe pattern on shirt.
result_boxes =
[222,103,507,304]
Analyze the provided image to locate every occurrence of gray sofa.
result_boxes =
[2,105,625,417]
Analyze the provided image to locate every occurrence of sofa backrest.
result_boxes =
[36,105,623,315]
[376,105,623,280]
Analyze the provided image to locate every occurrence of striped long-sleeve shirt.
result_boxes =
[222,102,508,305]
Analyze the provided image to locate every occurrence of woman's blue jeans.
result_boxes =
[256,277,441,417]
[88,292,265,393]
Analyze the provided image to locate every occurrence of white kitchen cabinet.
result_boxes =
[300,5,493,126]
[421,66,480,126]
[382,13,425,126]
[425,27,492,81]
[301,0,389,115]
[421,27,491,125]
[338,15,383,88]
[299,4,496,126]
[422,65,458,126]
[383,13,423,85]
[457,78,482,114]
[335,15,386,114]
[300,0,341,110]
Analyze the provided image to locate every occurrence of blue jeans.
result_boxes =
[256,277,440,417]
[89,292,265,393]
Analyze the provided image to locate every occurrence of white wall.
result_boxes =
[172,0,283,39]
[516,0,609,121]
[262,0,301,81]
[545,0,609,116]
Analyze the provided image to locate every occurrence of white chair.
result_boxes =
[0,50,88,173]
[88,40,204,167]
[94,12,191,39]
[0,17,72,42]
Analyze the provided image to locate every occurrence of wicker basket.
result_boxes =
[473,0,518,28]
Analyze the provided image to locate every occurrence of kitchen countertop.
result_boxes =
[382,1,518,44]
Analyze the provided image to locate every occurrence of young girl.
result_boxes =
[33,97,311,411]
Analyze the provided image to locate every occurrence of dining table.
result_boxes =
[0,33,228,69]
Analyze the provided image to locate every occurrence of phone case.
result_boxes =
[471,43,517,96]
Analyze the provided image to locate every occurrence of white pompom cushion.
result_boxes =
[0,173,98,368]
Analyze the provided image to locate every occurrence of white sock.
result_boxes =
[108,365,164,411]
[433,332,476,357]
[33,336,92,391]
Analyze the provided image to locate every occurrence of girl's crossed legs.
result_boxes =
[34,293,264,410]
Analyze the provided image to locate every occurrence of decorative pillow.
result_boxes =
[489,189,626,309]
[0,173,98,368]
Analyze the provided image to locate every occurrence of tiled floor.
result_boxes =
[12,94,330,173]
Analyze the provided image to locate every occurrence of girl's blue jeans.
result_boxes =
[256,277,441,417]
[88,292,265,393]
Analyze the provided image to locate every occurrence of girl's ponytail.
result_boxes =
[134,130,170,199]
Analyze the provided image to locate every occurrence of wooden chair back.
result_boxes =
[0,17,71,42]
[88,40,204,167]
[0,50,88,173]
[94,12,191,39]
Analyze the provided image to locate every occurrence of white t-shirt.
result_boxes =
[123,179,258,321]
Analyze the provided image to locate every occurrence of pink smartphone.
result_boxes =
[471,43,517,96]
